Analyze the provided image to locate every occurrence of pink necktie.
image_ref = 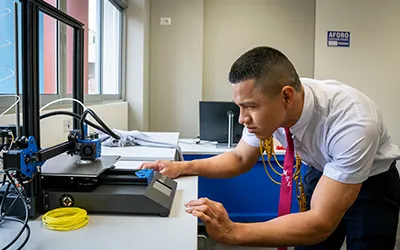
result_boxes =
[278,128,294,250]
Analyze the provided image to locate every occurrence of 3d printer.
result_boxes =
[2,109,177,219]
[0,1,178,248]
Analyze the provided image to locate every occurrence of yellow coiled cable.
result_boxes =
[42,207,89,231]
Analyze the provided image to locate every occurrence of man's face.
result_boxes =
[232,80,287,140]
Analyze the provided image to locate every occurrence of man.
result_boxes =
[140,46,400,249]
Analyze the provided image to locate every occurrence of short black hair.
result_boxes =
[228,46,301,97]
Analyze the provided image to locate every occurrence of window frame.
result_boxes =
[0,0,126,114]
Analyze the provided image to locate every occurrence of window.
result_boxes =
[41,0,58,95]
[0,3,16,95]
[88,0,99,94]
[0,0,126,114]
[103,0,122,95]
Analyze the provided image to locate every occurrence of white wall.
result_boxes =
[0,102,128,148]
[125,0,400,151]
[148,0,315,138]
[124,0,151,131]
[314,0,400,148]
[149,0,204,138]
[203,0,315,101]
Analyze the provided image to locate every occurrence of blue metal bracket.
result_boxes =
[20,136,44,178]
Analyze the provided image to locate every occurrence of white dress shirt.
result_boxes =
[242,78,400,184]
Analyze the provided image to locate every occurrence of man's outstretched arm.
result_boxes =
[140,139,261,179]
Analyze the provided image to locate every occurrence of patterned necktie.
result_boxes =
[277,128,294,250]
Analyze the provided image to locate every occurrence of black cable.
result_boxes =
[2,171,29,250]
[80,108,120,140]
[0,157,6,224]
[0,182,11,224]
[39,111,109,135]
[1,173,5,185]
[2,216,30,250]
[2,194,21,218]
[40,110,120,140]
[80,109,90,139]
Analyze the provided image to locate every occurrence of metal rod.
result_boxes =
[31,1,40,147]
[72,28,85,129]
[36,141,74,162]
[21,0,40,144]
[227,111,234,148]
[20,0,43,218]
[14,2,20,138]
[21,0,28,138]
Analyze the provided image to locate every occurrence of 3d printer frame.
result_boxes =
[12,0,85,218]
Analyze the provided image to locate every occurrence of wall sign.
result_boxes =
[327,31,350,47]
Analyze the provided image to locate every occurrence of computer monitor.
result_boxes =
[199,101,244,146]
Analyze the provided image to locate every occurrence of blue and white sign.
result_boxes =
[327,31,350,47]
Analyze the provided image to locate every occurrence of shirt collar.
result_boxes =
[289,83,314,141]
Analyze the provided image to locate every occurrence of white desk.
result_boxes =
[179,138,285,156]
[0,133,198,250]
[102,132,180,161]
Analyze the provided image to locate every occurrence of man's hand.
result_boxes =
[185,198,236,244]
[139,160,185,179]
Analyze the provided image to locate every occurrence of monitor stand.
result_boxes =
[217,110,237,149]
[227,110,234,147]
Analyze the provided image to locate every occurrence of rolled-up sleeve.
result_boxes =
[323,119,379,184]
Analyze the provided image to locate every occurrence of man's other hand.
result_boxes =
[185,198,236,244]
